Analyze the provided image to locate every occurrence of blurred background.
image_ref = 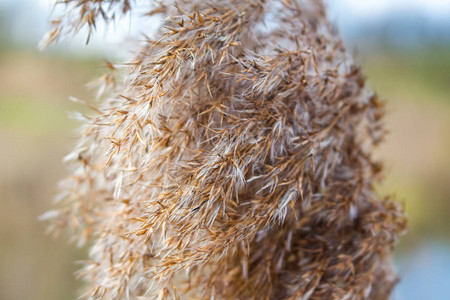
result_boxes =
[0,0,449,299]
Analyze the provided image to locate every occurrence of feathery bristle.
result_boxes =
[43,0,406,299]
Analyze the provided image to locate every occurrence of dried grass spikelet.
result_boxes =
[43,0,407,299]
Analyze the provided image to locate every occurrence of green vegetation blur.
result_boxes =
[0,48,101,299]
[1,9,450,300]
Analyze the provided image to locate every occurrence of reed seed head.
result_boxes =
[43,1,407,299]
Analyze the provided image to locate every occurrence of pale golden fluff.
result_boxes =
[42,0,406,299]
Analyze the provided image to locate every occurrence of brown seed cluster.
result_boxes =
[42,0,407,299]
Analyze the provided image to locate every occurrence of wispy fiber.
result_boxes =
[43,0,407,299]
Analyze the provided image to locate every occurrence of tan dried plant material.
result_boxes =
[42,0,407,299]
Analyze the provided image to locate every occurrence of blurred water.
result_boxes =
[394,243,450,300]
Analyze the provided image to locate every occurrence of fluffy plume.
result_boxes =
[44,0,406,299]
